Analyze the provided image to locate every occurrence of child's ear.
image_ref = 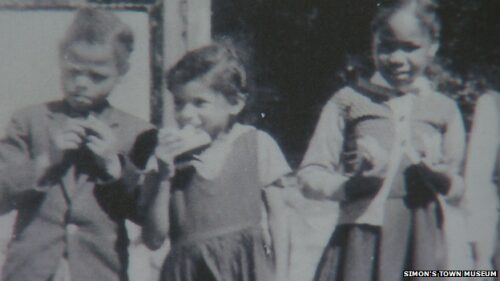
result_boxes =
[428,42,439,58]
[229,93,246,115]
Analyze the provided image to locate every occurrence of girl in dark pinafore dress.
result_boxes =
[140,44,291,281]
[298,1,466,280]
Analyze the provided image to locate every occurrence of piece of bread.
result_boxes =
[174,125,211,157]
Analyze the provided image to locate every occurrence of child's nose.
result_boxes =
[74,74,92,89]
[388,50,406,65]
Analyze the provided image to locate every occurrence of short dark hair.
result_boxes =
[60,8,134,75]
[166,43,248,105]
[372,0,441,41]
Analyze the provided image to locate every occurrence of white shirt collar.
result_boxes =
[191,123,252,179]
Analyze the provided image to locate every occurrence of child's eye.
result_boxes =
[174,98,186,110]
[192,98,208,108]
[67,69,82,78]
[88,72,108,83]
[401,43,420,52]
[378,41,420,55]
[378,42,398,54]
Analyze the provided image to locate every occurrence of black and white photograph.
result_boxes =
[0,0,498,281]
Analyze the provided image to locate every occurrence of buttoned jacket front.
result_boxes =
[300,76,465,225]
[0,100,152,281]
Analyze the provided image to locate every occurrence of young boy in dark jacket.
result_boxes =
[0,8,152,281]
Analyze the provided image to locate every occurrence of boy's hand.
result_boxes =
[82,116,121,180]
[52,118,87,151]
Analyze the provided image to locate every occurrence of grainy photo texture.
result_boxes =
[0,1,498,281]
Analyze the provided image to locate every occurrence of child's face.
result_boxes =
[173,80,244,139]
[373,10,438,89]
[60,42,120,112]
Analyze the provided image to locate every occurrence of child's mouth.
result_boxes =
[390,71,412,82]
[70,94,92,103]
[390,68,411,77]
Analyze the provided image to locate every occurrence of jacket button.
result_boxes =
[66,224,78,235]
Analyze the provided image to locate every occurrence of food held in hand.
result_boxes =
[175,125,211,158]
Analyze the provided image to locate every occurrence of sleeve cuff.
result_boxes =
[298,167,348,201]
[344,176,383,200]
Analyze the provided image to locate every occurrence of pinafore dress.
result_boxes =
[160,129,273,281]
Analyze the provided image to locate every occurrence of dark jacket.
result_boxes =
[0,100,152,281]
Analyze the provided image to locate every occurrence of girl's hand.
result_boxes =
[404,162,451,207]
[154,128,184,165]
[356,136,388,178]
[342,136,388,200]
[418,133,443,168]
